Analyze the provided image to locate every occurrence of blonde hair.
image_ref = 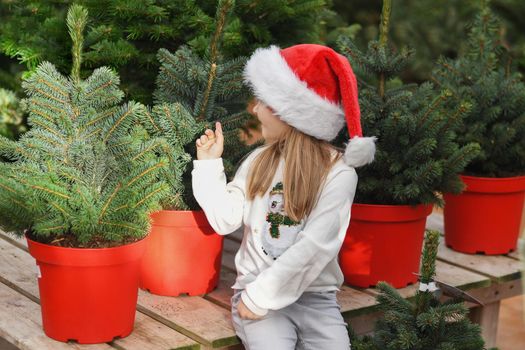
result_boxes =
[246,125,344,222]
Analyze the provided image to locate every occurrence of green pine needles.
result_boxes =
[337,0,480,206]
[432,0,525,178]
[0,88,26,139]
[0,5,170,247]
[148,0,263,210]
[0,0,327,103]
[349,230,486,350]
[139,102,200,211]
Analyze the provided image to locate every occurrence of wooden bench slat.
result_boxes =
[0,235,40,300]
[467,279,523,305]
[115,313,200,350]
[137,292,237,348]
[506,249,521,260]
[437,237,522,282]
[337,286,378,317]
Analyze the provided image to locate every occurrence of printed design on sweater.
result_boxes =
[261,182,305,260]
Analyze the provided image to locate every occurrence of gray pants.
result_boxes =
[230,289,351,350]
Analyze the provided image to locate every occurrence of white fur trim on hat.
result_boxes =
[243,45,345,141]
[344,136,377,167]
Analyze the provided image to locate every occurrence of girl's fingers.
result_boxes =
[200,135,208,143]
[215,122,223,143]
[204,129,217,142]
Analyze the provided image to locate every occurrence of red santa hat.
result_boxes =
[243,44,377,168]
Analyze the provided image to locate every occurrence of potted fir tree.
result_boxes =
[432,1,525,255]
[348,230,486,350]
[138,0,263,296]
[335,0,480,288]
[0,5,170,343]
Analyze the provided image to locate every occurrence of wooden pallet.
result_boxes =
[0,212,522,349]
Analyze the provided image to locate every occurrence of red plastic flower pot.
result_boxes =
[139,210,224,296]
[443,174,525,255]
[26,235,147,344]
[339,203,433,288]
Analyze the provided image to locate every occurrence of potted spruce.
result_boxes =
[138,0,263,296]
[0,5,170,343]
[335,0,480,288]
[432,1,525,255]
[348,230,486,350]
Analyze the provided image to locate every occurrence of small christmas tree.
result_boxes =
[349,230,486,350]
[145,0,263,210]
[431,0,525,178]
[0,4,170,247]
[336,0,481,206]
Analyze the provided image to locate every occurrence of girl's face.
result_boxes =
[252,99,289,143]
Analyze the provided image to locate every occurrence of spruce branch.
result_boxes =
[66,4,88,83]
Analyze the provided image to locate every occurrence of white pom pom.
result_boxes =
[343,136,377,168]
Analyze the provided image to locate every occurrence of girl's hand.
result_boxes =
[196,121,224,160]
[238,299,264,320]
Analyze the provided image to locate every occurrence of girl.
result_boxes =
[192,44,376,350]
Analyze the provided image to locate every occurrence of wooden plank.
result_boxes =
[431,260,492,291]
[0,234,201,350]
[0,235,40,301]
[0,230,28,250]
[338,286,378,317]
[437,236,522,283]
[0,282,114,350]
[506,250,521,260]
[465,279,523,305]
[115,313,200,350]
[137,291,238,348]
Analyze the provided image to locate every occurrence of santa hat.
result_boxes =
[243,44,377,168]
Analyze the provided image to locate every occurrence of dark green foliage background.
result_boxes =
[0,0,328,104]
